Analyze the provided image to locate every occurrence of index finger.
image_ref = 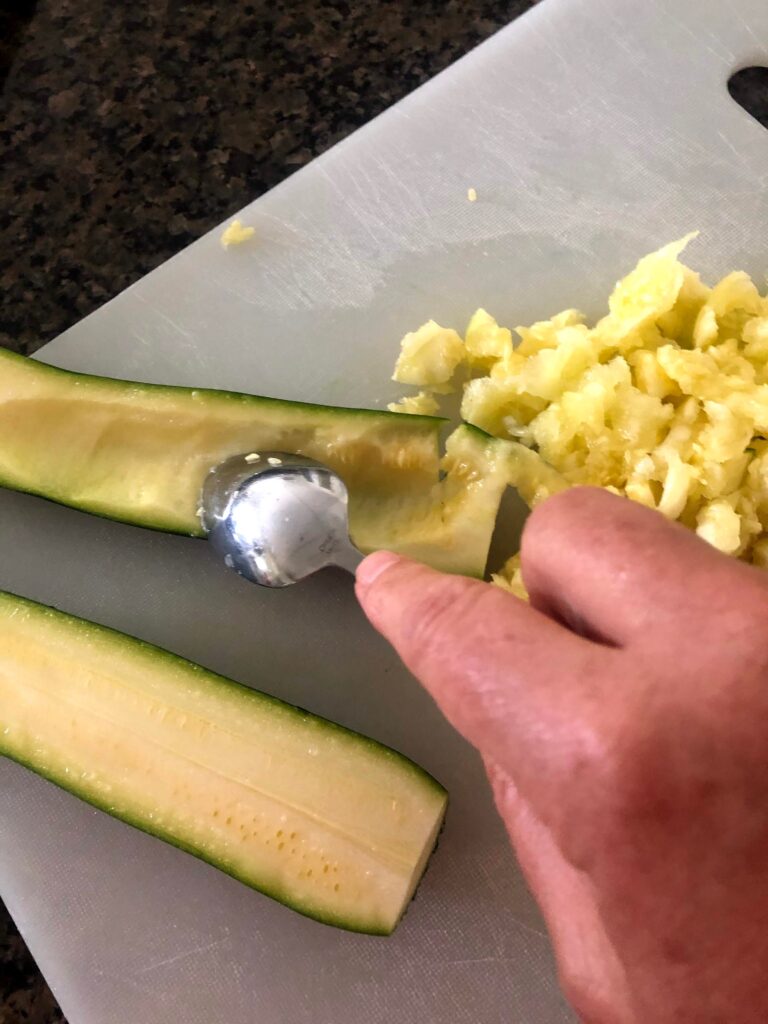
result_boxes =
[356,552,611,809]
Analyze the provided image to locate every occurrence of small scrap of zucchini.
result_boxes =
[0,590,447,934]
[0,349,510,576]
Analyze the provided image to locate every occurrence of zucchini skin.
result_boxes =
[0,347,444,426]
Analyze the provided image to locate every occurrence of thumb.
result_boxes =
[355,552,605,803]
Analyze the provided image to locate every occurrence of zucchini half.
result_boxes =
[0,589,447,934]
[0,349,510,576]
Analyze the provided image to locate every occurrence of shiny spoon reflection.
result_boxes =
[200,452,364,587]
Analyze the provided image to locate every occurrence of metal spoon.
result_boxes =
[200,452,364,587]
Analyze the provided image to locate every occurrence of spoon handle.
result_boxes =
[334,543,366,577]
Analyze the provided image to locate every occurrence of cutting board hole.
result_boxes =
[728,67,768,130]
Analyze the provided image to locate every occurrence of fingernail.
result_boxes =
[356,551,402,590]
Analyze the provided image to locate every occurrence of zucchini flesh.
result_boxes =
[0,348,438,534]
[362,424,520,577]
[0,350,508,576]
[0,590,447,934]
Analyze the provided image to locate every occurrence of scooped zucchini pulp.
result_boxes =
[0,348,512,576]
[0,590,447,934]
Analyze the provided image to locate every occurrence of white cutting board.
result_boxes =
[2,0,767,1021]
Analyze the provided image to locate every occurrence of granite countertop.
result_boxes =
[1,1,767,1021]
[0,0,533,358]
[0,1,530,1020]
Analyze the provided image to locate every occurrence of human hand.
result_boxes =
[356,488,768,1024]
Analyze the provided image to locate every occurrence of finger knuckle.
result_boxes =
[404,579,482,670]
[553,702,671,865]
[602,741,672,834]
[558,968,615,1024]
[523,487,616,558]
[696,573,768,674]
[730,578,768,635]
[591,705,709,857]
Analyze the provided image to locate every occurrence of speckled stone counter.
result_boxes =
[1,0,533,357]
[1,1,531,1020]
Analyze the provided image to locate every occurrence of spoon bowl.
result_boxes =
[200,452,364,587]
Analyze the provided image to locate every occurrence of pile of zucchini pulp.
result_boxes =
[0,349,513,933]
